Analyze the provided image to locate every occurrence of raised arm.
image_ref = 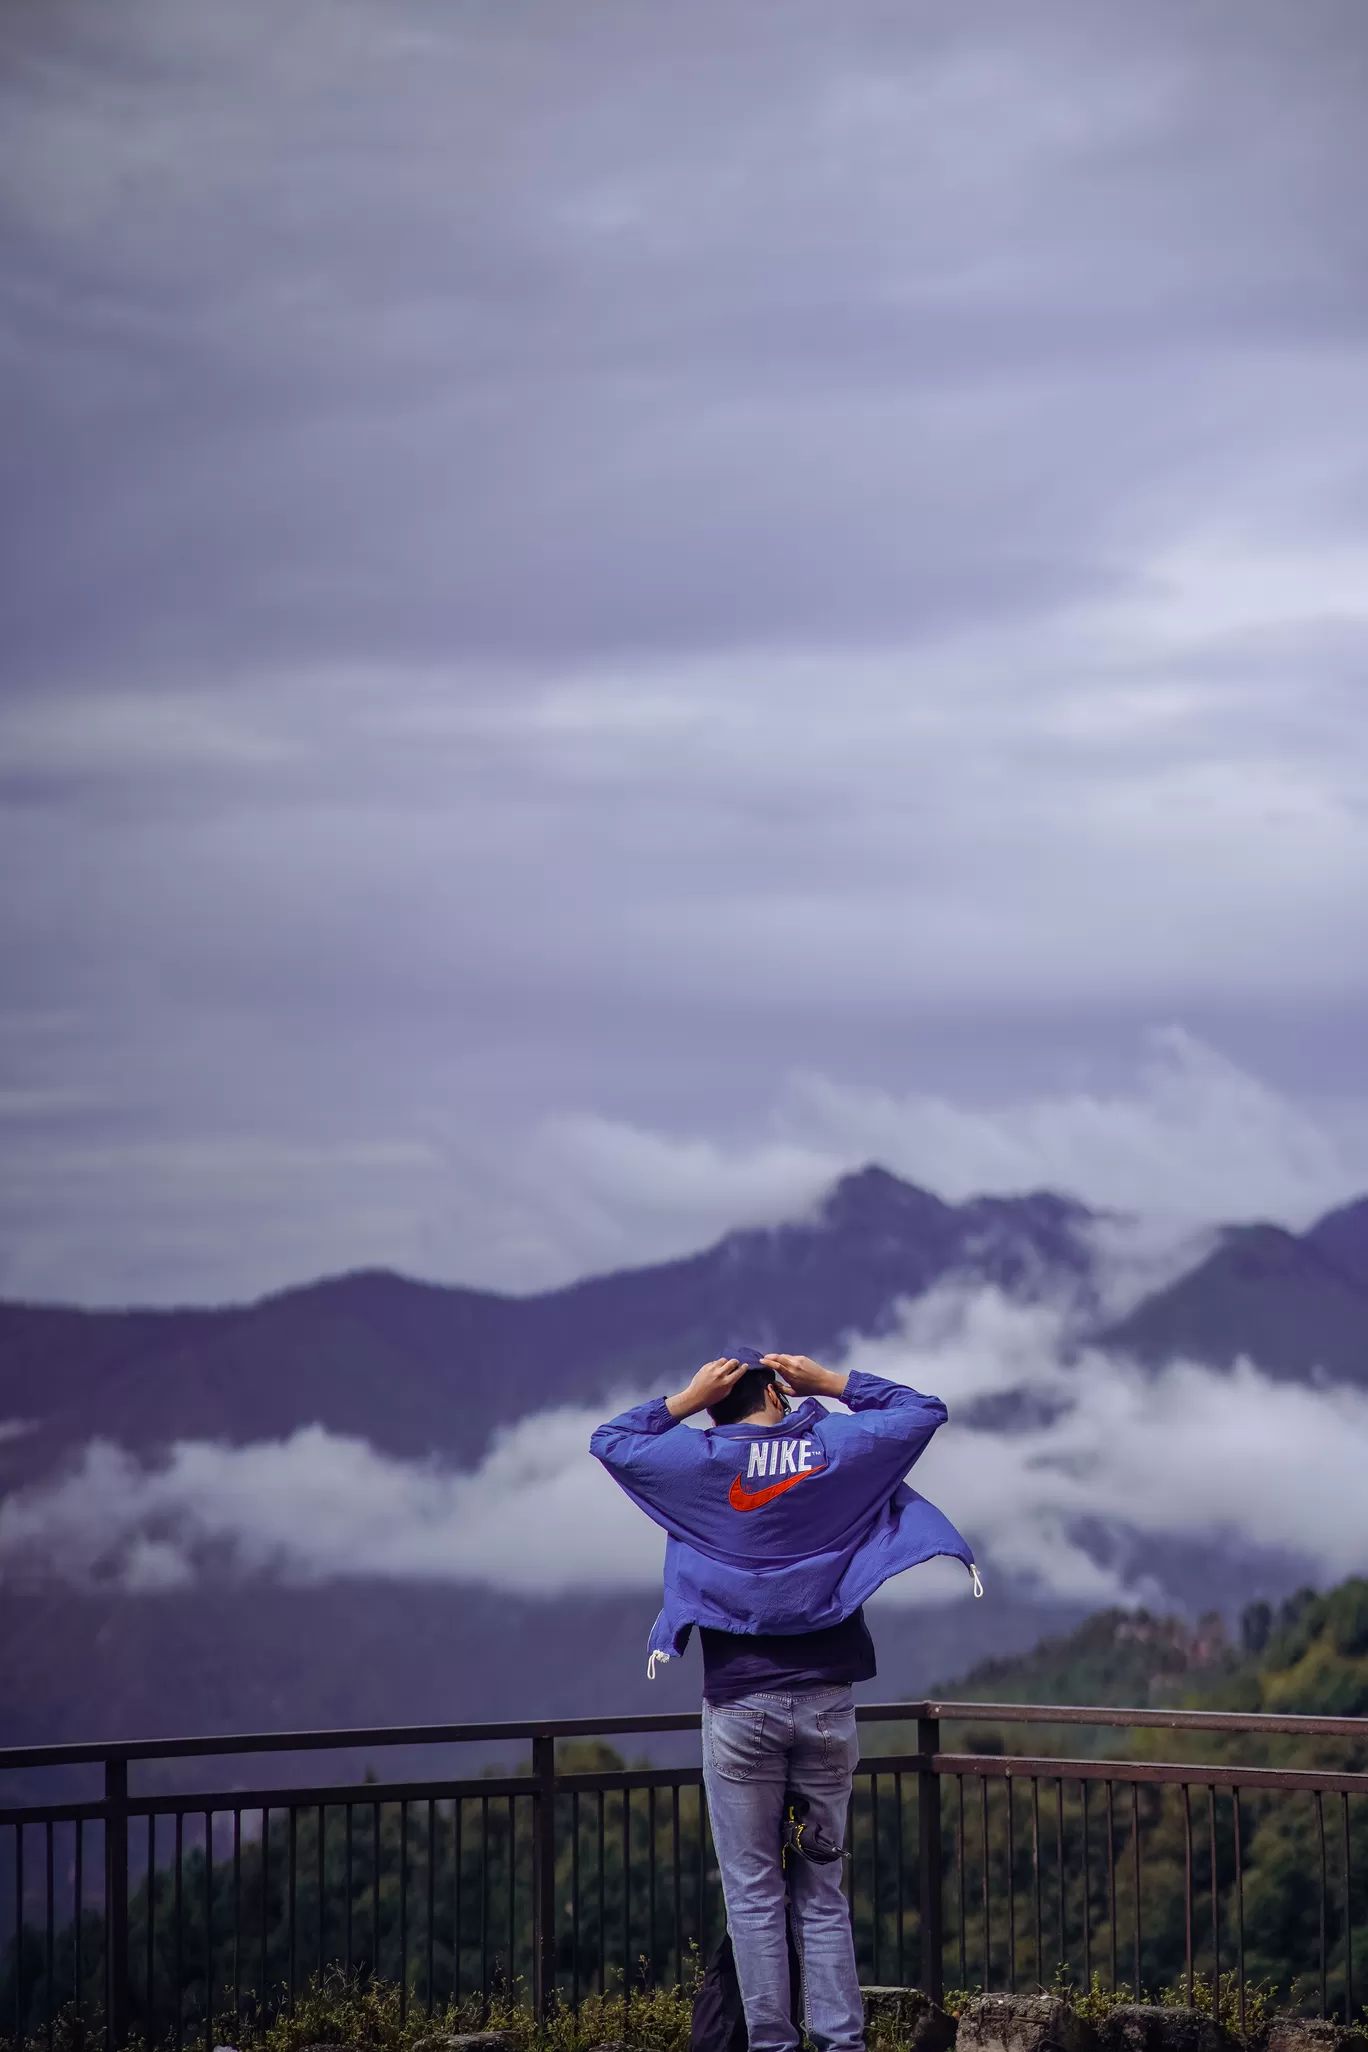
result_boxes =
[839,1369,947,1460]
[764,1353,947,1471]
[589,1358,748,1531]
[588,1393,681,1470]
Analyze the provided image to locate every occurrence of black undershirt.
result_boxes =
[699,1606,877,1705]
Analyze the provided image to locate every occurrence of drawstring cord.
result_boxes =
[647,1649,670,1680]
[971,1563,985,1599]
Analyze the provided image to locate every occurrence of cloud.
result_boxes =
[849,1291,1368,1607]
[5,2,1368,675]
[775,1029,1362,1228]
[5,1280,1368,1609]
[1,1030,1363,1307]
[505,1028,1360,1288]
[0,1408,657,1595]
[1,2,1366,1309]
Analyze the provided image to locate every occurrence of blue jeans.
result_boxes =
[702,1685,864,2052]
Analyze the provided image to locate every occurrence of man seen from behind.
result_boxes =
[591,1348,977,2052]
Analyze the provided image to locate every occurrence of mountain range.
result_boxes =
[1102,1201,1368,1383]
[0,1168,1098,1479]
[2,1164,1367,1748]
[5,1166,1366,1480]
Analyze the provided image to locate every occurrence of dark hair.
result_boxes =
[708,1365,778,1427]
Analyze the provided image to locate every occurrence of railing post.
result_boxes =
[532,1734,557,2019]
[104,1757,129,2052]
[918,1717,943,2005]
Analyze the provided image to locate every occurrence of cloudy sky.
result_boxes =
[2,0,1366,1307]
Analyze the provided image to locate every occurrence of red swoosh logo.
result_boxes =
[728,1464,826,1512]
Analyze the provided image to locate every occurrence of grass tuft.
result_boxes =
[0,1962,1310,2052]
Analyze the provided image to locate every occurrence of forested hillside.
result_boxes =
[5,1585,1367,2035]
[933,1578,1368,1740]
[931,1604,1238,1717]
[865,1580,1368,2010]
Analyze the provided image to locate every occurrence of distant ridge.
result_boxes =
[1100,1202,1368,1384]
[4,1168,1368,1494]
[0,1165,1099,1478]
[1307,1194,1368,1291]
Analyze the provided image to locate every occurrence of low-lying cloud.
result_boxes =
[4,1285,1364,1608]
[532,1027,1360,1287]
[5,1028,1357,1310]
[0,1404,653,1595]
[847,1295,1354,1607]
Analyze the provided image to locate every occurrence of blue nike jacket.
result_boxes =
[589,1370,977,1674]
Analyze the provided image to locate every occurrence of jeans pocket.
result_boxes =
[814,1692,859,1772]
[707,1703,768,1782]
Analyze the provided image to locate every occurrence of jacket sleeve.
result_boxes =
[838,1370,948,1474]
[589,1396,680,1469]
[590,1397,710,1536]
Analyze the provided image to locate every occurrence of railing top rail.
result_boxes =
[920,1698,1368,1738]
[4,1695,1368,1774]
[0,1710,703,1772]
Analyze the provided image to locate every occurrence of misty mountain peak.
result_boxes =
[1306,1195,1368,1294]
[812,1163,956,1242]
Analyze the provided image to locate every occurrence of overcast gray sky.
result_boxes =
[2,0,1366,1306]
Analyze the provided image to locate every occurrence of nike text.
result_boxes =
[745,1438,817,1480]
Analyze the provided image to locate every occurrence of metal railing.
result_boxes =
[3,1699,1367,2049]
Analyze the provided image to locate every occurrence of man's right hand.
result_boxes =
[763,1353,849,1400]
[666,1357,747,1420]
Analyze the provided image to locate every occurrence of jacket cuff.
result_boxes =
[841,1368,890,1407]
[640,1396,679,1434]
